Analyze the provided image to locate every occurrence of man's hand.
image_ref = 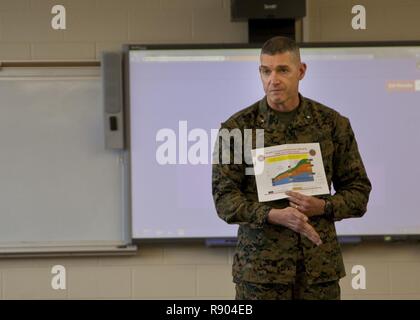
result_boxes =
[267,208,322,246]
[285,191,325,217]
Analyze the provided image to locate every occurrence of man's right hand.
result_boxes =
[267,207,322,246]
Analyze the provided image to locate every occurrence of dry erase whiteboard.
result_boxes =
[0,67,131,253]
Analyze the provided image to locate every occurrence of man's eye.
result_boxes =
[262,69,271,76]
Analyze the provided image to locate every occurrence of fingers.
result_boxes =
[288,193,318,215]
[301,224,322,246]
[289,201,308,216]
[287,196,303,206]
[280,208,321,246]
[290,211,322,246]
[285,191,305,199]
[287,211,308,229]
[286,191,306,208]
[294,210,308,222]
[290,201,308,213]
[289,201,300,211]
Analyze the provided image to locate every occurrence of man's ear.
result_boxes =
[299,63,307,80]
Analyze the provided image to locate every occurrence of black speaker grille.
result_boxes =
[101,52,123,114]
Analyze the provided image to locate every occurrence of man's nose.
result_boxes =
[270,72,281,85]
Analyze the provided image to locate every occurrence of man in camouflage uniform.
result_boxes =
[212,36,371,300]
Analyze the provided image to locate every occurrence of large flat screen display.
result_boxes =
[128,43,420,239]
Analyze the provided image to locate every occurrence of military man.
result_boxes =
[212,36,372,300]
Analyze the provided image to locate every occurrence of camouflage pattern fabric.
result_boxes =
[212,94,372,286]
[235,243,340,300]
[235,279,340,300]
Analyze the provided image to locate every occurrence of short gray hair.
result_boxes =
[261,36,301,61]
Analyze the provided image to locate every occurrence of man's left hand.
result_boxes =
[285,191,325,218]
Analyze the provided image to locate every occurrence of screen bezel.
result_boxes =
[123,41,420,243]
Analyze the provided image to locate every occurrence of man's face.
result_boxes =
[259,51,306,108]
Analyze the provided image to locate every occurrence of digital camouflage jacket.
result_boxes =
[212,95,372,284]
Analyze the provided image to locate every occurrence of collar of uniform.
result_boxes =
[257,94,313,129]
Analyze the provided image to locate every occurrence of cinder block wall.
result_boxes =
[0,0,247,61]
[0,0,420,299]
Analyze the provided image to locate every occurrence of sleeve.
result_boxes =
[326,114,372,222]
[211,121,272,229]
